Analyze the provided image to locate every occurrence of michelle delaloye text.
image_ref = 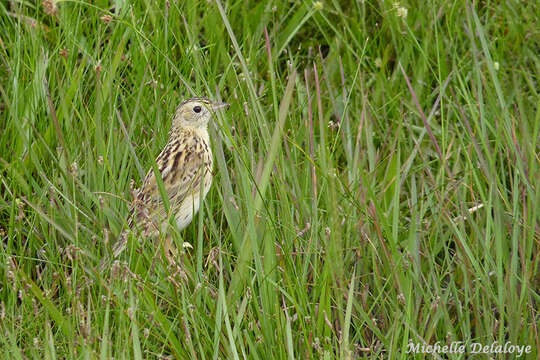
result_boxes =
[407,341,532,357]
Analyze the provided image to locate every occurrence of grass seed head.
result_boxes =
[42,0,57,15]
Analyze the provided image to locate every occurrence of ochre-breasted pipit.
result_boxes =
[114,97,228,261]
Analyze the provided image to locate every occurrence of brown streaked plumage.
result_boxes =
[113,97,228,260]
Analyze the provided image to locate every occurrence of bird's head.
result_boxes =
[172,97,228,129]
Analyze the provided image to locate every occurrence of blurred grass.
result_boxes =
[0,0,539,358]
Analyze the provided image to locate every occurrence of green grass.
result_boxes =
[0,0,539,358]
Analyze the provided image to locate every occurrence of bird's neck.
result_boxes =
[170,125,209,142]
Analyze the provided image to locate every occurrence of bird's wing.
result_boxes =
[129,136,207,229]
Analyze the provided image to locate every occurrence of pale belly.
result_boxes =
[145,183,211,237]
[173,181,211,231]
[175,195,200,230]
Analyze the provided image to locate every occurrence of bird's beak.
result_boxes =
[211,102,229,110]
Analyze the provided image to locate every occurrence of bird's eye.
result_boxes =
[193,106,202,113]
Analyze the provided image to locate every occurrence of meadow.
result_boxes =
[0,0,539,358]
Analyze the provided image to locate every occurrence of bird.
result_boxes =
[112,97,228,262]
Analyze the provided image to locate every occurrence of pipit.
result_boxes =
[113,97,228,261]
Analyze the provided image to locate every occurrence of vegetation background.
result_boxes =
[0,0,538,358]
